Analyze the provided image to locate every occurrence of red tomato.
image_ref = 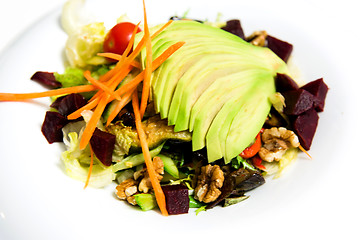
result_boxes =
[103,22,142,55]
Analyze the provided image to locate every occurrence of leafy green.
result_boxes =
[54,67,88,88]
[112,142,165,172]
[195,205,207,215]
[231,155,256,171]
[61,131,116,188]
[65,22,106,68]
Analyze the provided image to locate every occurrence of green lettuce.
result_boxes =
[61,122,116,188]
[65,22,107,68]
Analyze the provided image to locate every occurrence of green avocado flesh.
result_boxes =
[136,20,289,163]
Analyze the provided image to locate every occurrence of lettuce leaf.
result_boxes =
[61,123,116,188]
[65,22,106,68]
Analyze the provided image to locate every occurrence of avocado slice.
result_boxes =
[189,69,261,151]
[137,20,289,163]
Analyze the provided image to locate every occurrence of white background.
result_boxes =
[0,0,359,239]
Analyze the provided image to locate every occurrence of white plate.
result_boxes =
[0,0,359,239]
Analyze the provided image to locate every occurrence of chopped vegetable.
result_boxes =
[240,132,261,159]
[132,89,168,215]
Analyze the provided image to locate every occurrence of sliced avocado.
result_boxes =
[225,72,275,161]
[205,70,273,163]
[190,70,260,151]
[138,20,289,163]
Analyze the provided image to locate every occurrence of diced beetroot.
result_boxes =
[300,78,328,112]
[266,35,293,62]
[291,108,319,150]
[161,184,189,215]
[41,111,69,144]
[221,19,245,40]
[275,73,299,92]
[50,93,87,117]
[31,71,61,89]
[283,89,314,115]
[90,128,116,166]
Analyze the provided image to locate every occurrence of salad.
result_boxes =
[0,0,328,216]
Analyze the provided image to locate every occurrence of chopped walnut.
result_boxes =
[138,156,164,193]
[115,178,139,205]
[259,127,300,162]
[246,30,267,47]
[194,164,224,203]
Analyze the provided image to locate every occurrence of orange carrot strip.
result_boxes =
[79,94,110,150]
[105,86,136,126]
[97,53,141,69]
[299,145,312,159]
[67,98,100,120]
[139,0,152,118]
[68,41,184,121]
[0,85,96,102]
[84,145,94,189]
[132,90,168,216]
[83,70,121,101]
[114,41,185,97]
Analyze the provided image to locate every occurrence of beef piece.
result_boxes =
[291,108,319,150]
[266,35,293,62]
[283,89,314,115]
[301,78,328,112]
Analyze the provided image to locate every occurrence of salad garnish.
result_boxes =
[0,0,328,216]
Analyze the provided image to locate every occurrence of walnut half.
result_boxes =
[194,164,224,203]
[259,127,300,162]
[115,178,138,205]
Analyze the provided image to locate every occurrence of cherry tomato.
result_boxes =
[103,22,142,55]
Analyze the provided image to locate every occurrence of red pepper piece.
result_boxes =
[240,132,261,159]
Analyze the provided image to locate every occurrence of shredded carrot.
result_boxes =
[139,0,153,118]
[114,41,185,97]
[79,94,110,150]
[298,145,312,159]
[84,145,94,189]
[69,41,184,122]
[132,90,168,216]
[83,70,121,100]
[0,85,96,102]
[97,53,141,69]
[67,98,100,120]
[105,86,136,126]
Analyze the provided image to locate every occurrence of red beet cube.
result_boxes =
[291,108,319,150]
[266,35,293,63]
[221,19,245,40]
[275,73,299,92]
[50,93,87,117]
[90,128,116,166]
[41,111,69,144]
[300,78,328,112]
[162,184,189,215]
[283,89,315,115]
